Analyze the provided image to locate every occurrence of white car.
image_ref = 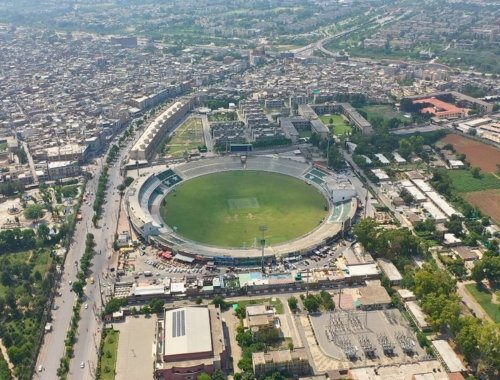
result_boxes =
[84,304,88,309]
[80,362,85,368]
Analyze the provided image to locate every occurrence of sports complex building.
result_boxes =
[154,305,228,380]
[126,155,357,266]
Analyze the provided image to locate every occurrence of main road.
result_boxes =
[35,129,141,379]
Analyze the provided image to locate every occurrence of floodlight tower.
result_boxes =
[259,225,268,274]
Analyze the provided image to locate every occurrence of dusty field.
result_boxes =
[465,189,500,224]
[440,134,500,173]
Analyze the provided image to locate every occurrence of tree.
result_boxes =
[471,252,500,286]
[353,218,378,252]
[471,166,481,178]
[197,373,212,380]
[445,214,463,236]
[327,144,345,170]
[37,223,51,243]
[212,370,226,380]
[123,177,134,187]
[320,290,335,310]
[399,138,413,159]
[303,294,320,313]
[287,296,298,312]
[414,264,456,299]
[72,281,84,298]
[476,322,500,376]
[212,295,228,310]
[149,299,165,313]
[23,204,45,220]
[455,317,480,363]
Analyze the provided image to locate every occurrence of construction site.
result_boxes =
[309,308,428,367]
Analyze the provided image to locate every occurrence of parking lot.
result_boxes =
[116,237,357,287]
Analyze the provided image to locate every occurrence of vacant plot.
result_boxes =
[99,329,120,380]
[465,284,500,323]
[161,171,328,247]
[440,134,500,173]
[357,104,407,123]
[447,170,500,193]
[465,189,500,224]
[164,117,204,158]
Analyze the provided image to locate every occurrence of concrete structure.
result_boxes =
[431,340,466,374]
[252,349,310,378]
[130,97,196,161]
[125,156,357,265]
[377,258,403,285]
[155,306,228,380]
[407,91,493,114]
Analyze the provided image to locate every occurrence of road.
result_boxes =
[68,159,124,380]
[456,281,492,322]
[36,163,102,379]
[200,114,214,154]
[35,135,136,379]
[22,140,39,184]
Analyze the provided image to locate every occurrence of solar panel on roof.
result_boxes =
[172,309,177,337]
[180,309,185,336]
[172,310,186,338]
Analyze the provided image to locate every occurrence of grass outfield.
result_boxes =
[161,171,328,247]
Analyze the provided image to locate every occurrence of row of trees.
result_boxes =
[412,264,499,376]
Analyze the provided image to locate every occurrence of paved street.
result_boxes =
[35,135,136,379]
[36,165,102,379]
[200,114,214,153]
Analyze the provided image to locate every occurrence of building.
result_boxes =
[377,258,403,285]
[47,160,81,180]
[407,91,493,114]
[245,304,277,335]
[431,340,466,374]
[252,349,310,378]
[130,97,196,162]
[358,283,392,310]
[155,306,228,380]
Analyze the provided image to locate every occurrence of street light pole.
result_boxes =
[259,225,268,274]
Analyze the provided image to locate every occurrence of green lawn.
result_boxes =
[161,171,328,247]
[448,170,500,193]
[164,117,204,158]
[319,114,353,136]
[99,329,120,380]
[357,104,408,123]
[465,284,500,323]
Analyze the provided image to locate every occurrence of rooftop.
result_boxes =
[164,307,212,357]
